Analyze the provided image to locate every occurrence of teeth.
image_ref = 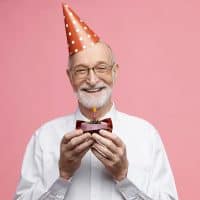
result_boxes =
[88,89,99,92]
[85,88,102,92]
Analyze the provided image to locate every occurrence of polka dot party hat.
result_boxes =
[62,4,100,56]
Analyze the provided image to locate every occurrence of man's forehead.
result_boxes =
[69,42,113,67]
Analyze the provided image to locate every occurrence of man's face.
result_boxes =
[67,42,118,109]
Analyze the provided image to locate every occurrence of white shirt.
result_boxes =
[14,105,178,200]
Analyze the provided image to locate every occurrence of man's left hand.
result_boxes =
[91,130,128,181]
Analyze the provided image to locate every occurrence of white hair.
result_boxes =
[76,83,112,109]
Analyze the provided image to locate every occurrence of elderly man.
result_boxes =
[14,4,178,200]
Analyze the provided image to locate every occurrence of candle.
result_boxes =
[92,107,97,121]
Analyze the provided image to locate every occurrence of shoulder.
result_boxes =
[116,111,157,133]
[115,110,161,146]
[32,113,75,151]
[36,114,75,133]
[115,111,163,161]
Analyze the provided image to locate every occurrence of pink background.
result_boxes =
[1,0,199,199]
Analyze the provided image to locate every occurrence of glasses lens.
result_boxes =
[95,64,111,74]
[73,66,88,78]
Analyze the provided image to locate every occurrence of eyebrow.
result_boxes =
[73,61,109,68]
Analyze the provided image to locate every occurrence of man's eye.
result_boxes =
[75,68,87,74]
[95,65,107,71]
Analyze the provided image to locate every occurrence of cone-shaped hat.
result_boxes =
[63,4,100,56]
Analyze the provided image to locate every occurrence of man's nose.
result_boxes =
[86,69,99,86]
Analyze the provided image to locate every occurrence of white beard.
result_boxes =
[76,83,112,109]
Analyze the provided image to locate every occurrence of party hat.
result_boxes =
[63,4,100,55]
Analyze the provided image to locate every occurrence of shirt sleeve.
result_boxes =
[14,131,71,200]
[116,178,153,200]
[38,178,71,200]
[147,132,178,200]
[116,131,179,200]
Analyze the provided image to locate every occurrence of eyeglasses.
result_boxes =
[69,63,115,79]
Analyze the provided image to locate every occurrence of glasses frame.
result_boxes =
[69,63,116,79]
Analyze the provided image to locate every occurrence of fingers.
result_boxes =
[60,138,93,166]
[78,140,93,158]
[66,132,92,150]
[99,130,123,147]
[92,142,114,160]
[72,139,94,156]
[91,147,111,166]
[92,133,118,153]
[62,129,83,144]
[59,130,94,180]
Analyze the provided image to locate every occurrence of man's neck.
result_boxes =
[78,100,113,121]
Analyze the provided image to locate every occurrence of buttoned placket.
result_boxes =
[90,151,99,200]
[74,104,117,200]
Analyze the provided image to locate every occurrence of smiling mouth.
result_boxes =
[81,87,106,93]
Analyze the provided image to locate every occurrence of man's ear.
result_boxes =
[66,67,72,79]
[113,63,119,81]
[66,68,70,78]
[114,63,119,73]
[66,68,73,85]
[66,68,77,91]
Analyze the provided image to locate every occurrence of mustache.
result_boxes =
[79,83,108,90]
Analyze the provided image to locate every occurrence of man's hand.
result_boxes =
[59,129,93,180]
[91,130,128,181]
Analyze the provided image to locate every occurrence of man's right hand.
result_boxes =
[59,129,93,180]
